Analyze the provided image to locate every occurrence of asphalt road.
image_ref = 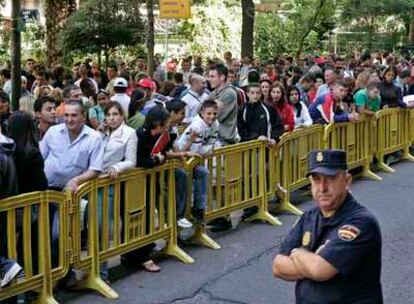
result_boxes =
[60,161,414,304]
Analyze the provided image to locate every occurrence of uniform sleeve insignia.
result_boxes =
[302,231,311,246]
[338,225,360,241]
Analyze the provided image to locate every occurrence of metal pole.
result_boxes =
[11,0,22,111]
[165,33,169,80]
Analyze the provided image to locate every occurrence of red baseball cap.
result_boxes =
[138,78,156,90]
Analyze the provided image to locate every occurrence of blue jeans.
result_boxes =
[97,186,114,281]
[175,168,188,219]
[193,165,208,210]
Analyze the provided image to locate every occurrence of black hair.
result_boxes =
[400,69,411,79]
[300,73,316,84]
[247,69,260,84]
[7,111,39,163]
[104,100,125,117]
[34,96,57,113]
[128,89,146,118]
[200,99,218,113]
[174,72,184,84]
[108,63,118,71]
[0,91,10,103]
[144,106,170,130]
[334,79,348,88]
[366,82,381,91]
[166,98,186,113]
[1,69,11,79]
[246,82,261,92]
[209,63,228,81]
[63,85,81,99]
[286,85,302,118]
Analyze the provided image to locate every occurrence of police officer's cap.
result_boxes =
[307,149,347,177]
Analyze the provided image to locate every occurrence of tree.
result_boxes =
[44,0,77,67]
[340,0,414,43]
[175,0,241,58]
[60,0,145,69]
[282,0,335,60]
[241,0,255,58]
[254,0,334,60]
[147,0,155,77]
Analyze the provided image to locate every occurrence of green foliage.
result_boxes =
[21,23,47,61]
[341,0,414,27]
[60,0,145,58]
[175,0,241,57]
[255,0,335,59]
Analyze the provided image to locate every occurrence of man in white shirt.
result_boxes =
[110,77,130,117]
[181,73,209,123]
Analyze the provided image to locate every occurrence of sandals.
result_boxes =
[141,260,161,273]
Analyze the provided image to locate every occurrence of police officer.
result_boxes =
[273,149,383,304]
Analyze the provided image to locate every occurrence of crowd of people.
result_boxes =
[1,49,414,301]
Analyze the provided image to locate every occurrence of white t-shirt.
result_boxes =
[111,93,130,118]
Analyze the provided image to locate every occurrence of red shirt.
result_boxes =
[269,102,295,132]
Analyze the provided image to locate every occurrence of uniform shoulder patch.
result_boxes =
[338,224,360,241]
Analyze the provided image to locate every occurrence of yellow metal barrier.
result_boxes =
[190,140,281,249]
[69,162,193,299]
[375,108,414,173]
[3,109,414,303]
[324,117,381,180]
[274,126,324,216]
[0,191,69,304]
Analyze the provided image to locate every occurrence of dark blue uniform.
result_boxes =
[280,193,383,304]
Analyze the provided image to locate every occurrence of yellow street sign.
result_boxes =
[159,0,191,19]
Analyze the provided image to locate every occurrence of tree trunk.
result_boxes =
[241,0,255,58]
[146,0,155,77]
[45,0,77,67]
[11,0,21,110]
[409,10,414,43]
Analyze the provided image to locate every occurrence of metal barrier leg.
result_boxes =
[362,159,382,181]
[76,187,119,300]
[245,209,282,225]
[79,274,119,300]
[35,198,59,304]
[191,225,221,250]
[376,154,396,173]
[164,240,195,264]
[274,184,303,216]
[402,148,414,162]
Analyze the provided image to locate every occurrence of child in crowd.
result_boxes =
[177,99,222,225]
[237,83,284,144]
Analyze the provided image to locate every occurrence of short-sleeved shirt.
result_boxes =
[280,194,383,304]
[40,123,104,189]
[354,89,381,112]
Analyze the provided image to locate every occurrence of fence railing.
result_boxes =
[1,109,413,303]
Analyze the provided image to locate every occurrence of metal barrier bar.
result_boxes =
[375,108,414,173]
[70,162,193,300]
[0,191,68,304]
[324,117,381,180]
[190,140,281,249]
[273,126,324,216]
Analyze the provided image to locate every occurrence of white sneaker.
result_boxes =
[177,218,193,229]
[1,262,23,288]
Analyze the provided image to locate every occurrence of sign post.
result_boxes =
[158,0,191,80]
[159,0,191,19]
